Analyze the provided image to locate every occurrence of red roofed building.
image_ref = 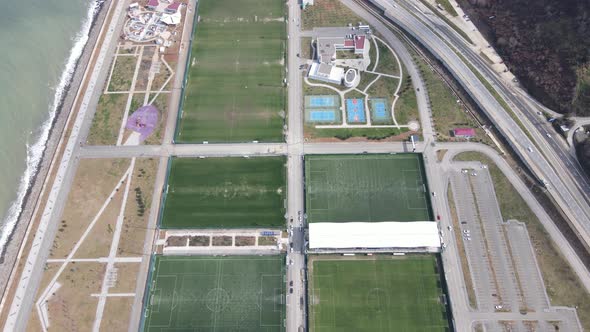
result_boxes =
[453,128,476,138]
[165,1,181,13]
[146,0,159,10]
[354,35,366,54]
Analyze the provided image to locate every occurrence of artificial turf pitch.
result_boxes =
[176,0,286,143]
[304,154,432,223]
[143,255,285,332]
[161,157,286,228]
[309,256,450,332]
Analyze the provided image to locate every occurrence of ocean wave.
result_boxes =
[0,0,103,257]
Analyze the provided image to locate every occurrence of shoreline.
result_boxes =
[0,0,111,299]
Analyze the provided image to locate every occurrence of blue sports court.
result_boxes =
[309,110,337,122]
[346,98,366,123]
[370,98,390,122]
[309,96,336,107]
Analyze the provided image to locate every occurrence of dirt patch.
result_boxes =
[189,236,210,247]
[73,187,124,259]
[235,236,255,246]
[166,236,188,247]
[212,236,233,246]
[50,159,130,259]
[134,58,152,91]
[152,60,175,91]
[258,236,277,246]
[34,263,105,332]
[109,263,140,293]
[101,296,134,331]
[118,158,158,256]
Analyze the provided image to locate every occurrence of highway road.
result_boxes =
[399,0,590,212]
[364,0,590,253]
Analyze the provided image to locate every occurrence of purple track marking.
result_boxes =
[126,105,159,142]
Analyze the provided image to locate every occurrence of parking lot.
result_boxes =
[448,163,582,330]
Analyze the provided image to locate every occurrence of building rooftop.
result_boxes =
[354,35,366,51]
[453,128,476,137]
[167,1,181,11]
[309,221,441,249]
[147,0,159,7]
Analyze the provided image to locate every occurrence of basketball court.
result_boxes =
[345,98,366,123]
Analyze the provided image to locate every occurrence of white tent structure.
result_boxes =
[160,11,181,25]
[309,221,440,249]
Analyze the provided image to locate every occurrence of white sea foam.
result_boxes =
[0,0,102,258]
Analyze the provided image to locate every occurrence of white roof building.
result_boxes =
[308,62,344,85]
[309,221,441,250]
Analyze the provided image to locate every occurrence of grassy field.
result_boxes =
[305,154,432,222]
[454,151,590,330]
[87,94,127,145]
[435,0,458,16]
[309,256,450,332]
[176,0,286,143]
[108,55,136,92]
[302,0,365,30]
[161,157,286,228]
[374,40,401,77]
[143,255,285,332]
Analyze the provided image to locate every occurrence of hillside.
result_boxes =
[457,0,590,115]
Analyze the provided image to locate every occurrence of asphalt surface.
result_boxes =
[285,1,306,330]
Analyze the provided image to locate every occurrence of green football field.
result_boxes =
[143,255,286,332]
[304,154,433,223]
[309,256,450,332]
[176,0,286,143]
[161,157,286,228]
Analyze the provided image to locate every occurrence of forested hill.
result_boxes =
[457,0,590,116]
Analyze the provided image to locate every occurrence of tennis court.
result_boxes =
[305,154,433,223]
[309,95,337,107]
[345,98,366,123]
[143,255,285,332]
[309,255,450,332]
[305,95,341,124]
[310,110,337,122]
[370,98,391,123]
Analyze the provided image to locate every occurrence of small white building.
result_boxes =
[308,62,344,85]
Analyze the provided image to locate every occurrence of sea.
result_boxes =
[0,0,101,255]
